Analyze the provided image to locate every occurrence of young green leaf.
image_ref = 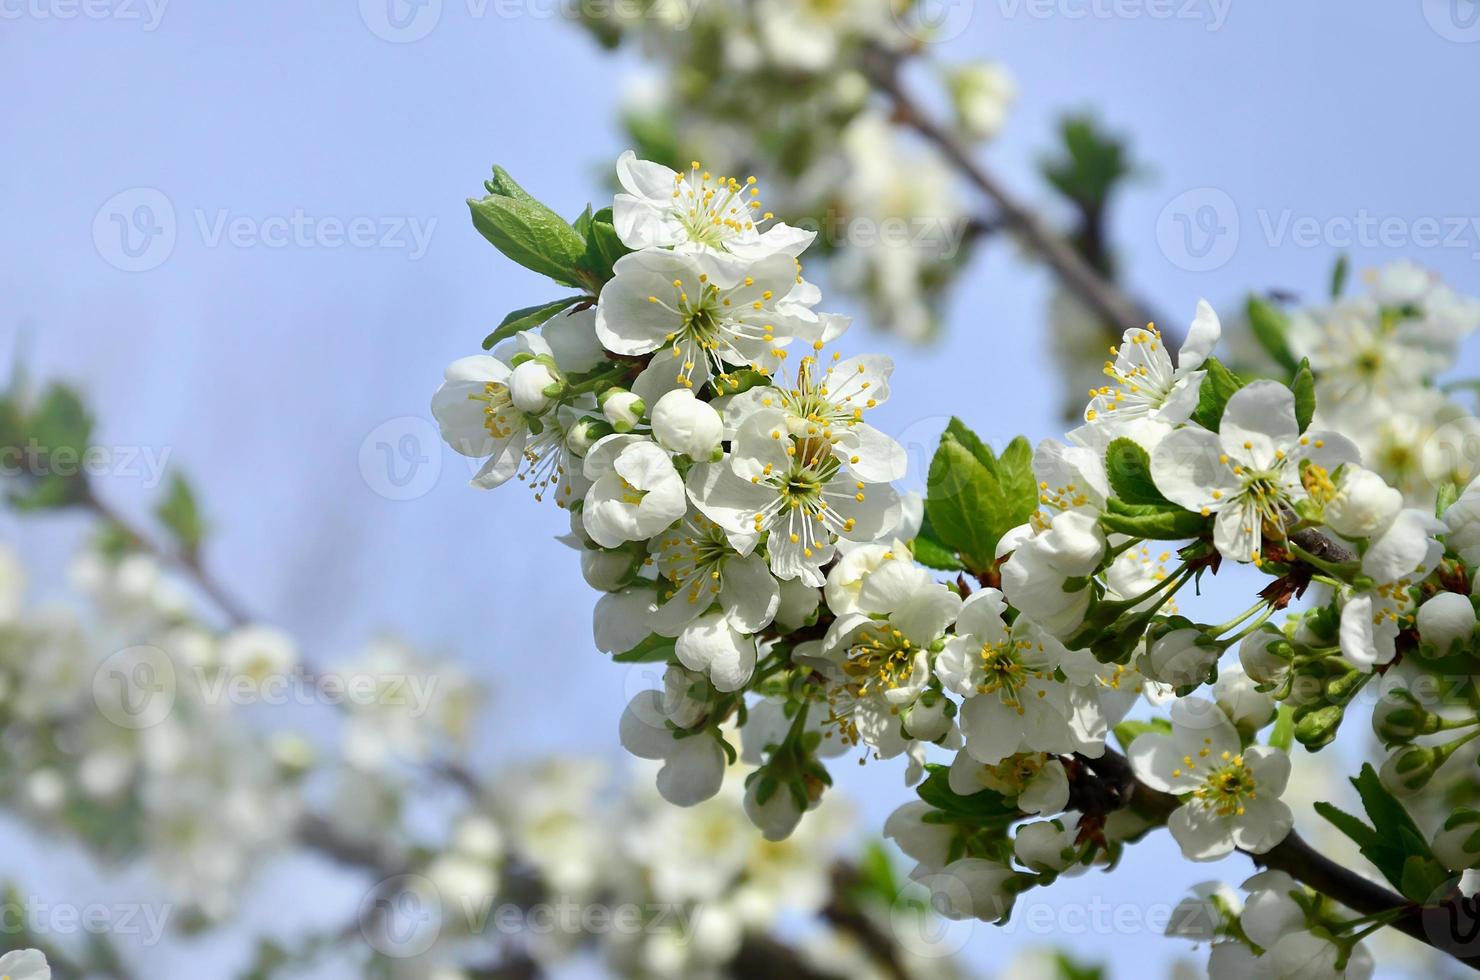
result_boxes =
[916,763,1020,824]
[613,633,677,663]
[1099,499,1210,540]
[1291,358,1316,432]
[1105,437,1169,506]
[1330,252,1349,299]
[484,165,539,205]
[155,471,206,558]
[1246,295,1299,375]
[1189,357,1245,432]
[483,296,589,350]
[468,194,589,286]
[926,437,1002,573]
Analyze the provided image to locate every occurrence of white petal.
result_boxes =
[1152,426,1239,512]
[1177,299,1222,371]
[1219,381,1299,468]
[1168,805,1236,861]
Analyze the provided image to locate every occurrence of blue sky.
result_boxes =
[2,2,1479,975]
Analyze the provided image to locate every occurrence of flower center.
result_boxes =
[842,625,916,696]
[473,382,517,439]
[671,163,766,248]
[1192,755,1258,817]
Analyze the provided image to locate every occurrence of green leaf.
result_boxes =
[1330,253,1349,299]
[8,383,93,511]
[912,511,965,571]
[1314,800,1380,851]
[1099,499,1211,540]
[925,422,1039,574]
[1291,358,1316,433]
[1040,114,1132,212]
[468,194,588,286]
[916,763,1020,824]
[1105,437,1169,506]
[945,416,995,469]
[484,165,539,205]
[1113,717,1171,752]
[1316,764,1442,895]
[1189,357,1245,432]
[612,633,677,663]
[1437,481,1461,518]
[911,536,965,572]
[576,209,633,286]
[155,471,205,557]
[483,296,589,349]
[995,435,1039,518]
[926,439,998,573]
[1246,296,1299,375]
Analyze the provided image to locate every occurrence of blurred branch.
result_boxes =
[863,46,1167,340]
[79,477,251,627]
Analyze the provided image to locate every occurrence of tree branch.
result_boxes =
[862,45,1167,339]
[1083,748,1480,970]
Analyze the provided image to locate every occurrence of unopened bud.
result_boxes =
[1371,689,1438,745]
[567,416,613,457]
[1379,744,1442,796]
[599,388,645,432]
[1294,703,1345,750]
[1434,809,1480,872]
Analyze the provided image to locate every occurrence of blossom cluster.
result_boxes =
[569,0,1012,342]
[0,532,956,979]
[437,150,1480,977]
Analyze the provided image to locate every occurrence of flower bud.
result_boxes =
[744,775,806,842]
[1035,510,1105,577]
[1371,688,1438,745]
[1239,627,1291,685]
[947,62,1016,142]
[1014,818,1079,874]
[1324,464,1402,538]
[651,388,724,460]
[1416,591,1476,656]
[903,691,953,743]
[599,388,645,432]
[508,358,561,414]
[579,546,642,592]
[1294,703,1344,750]
[566,416,612,457]
[1141,621,1219,689]
[1433,809,1480,872]
[1379,743,1442,796]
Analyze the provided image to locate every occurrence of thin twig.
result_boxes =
[862,45,1168,341]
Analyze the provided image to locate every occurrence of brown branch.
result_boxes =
[1083,749,1480,970]
[862,45,1167,341]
